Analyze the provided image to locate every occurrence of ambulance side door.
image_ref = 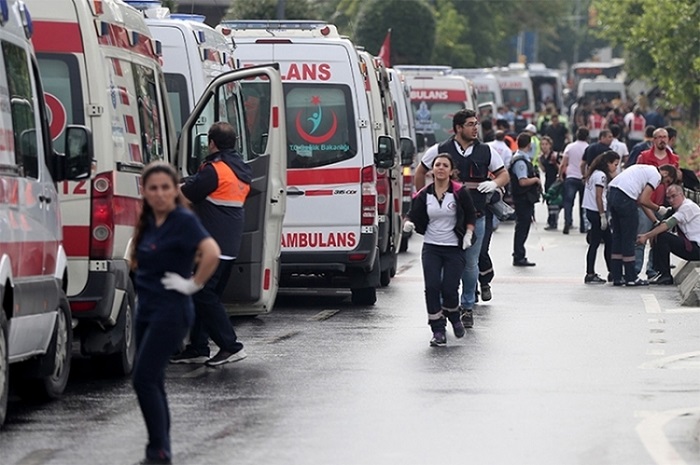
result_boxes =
[177,65,286,313]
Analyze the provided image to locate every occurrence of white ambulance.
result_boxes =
[134,3,236,132]
[492,66,536,122]
[395,66,478,153]
[356,49,403,286]
[0,0,89,426]
[27,0,287,375]
[220,21,396,305]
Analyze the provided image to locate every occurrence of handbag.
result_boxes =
[486,189,515,221]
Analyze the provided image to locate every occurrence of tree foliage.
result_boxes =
[226,0,315,20]
[353,0,436,65]
[593,0,700,121]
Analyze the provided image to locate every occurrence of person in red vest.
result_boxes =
[588,106,607,142]
[624,106,647,151]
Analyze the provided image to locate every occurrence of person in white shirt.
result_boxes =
[558,127,590,234]
[608,163,678,286]
[488,130,513,168]
[582,151,620,284]
[637,184,700,285]
[609,124,629,168]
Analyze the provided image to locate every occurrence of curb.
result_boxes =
[673,260,700,306]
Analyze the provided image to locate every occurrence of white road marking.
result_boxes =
[311,309,339,321]
[635,407,700,465]
[642,294,662,313]
[639,351,700,369]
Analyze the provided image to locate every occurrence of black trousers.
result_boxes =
[479,208,494,285]
[513,199,535,261]
[653,232,700,275]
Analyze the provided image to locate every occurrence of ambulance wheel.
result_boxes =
[351,287,377,306]
[0,309,8,427]
[380,269,391,287]
[107,281,136,376]
[19,295,72,401]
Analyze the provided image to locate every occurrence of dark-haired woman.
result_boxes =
[408,153,477,347]
[130,161,220,465]
[582,151,620,284]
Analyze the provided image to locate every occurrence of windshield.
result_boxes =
[477,91,495,105]
[502,89,530,113]
[164,73,189,136]
[412,100,464,147]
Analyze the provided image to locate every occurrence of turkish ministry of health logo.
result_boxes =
[295,95,337,144]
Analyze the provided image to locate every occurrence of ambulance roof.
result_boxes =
[219,20,340,39]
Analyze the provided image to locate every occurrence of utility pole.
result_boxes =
[276,0,286,19]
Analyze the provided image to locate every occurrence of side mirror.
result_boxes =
[375,135,396,169]
[399,137,415,167]
[189,133,208,174]
[57,125,92,181]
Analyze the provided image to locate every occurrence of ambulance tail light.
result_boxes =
[361,166,377,226]
[90,172,114,260]
[376,167,389,215]
[402,166,413,198]
[70,300,98,313]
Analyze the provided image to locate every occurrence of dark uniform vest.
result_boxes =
[437,138,492,214]
[509,154,540,203]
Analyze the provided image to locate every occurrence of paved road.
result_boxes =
[2,203,699,465]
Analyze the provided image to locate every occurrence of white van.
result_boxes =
[493,68,536,122]
[28,0,287,375]
[452,68,503,108]
[396,66,477,153]
[136,4,236,133]
[0,0,89,426]
[221,20,396,305]
[577,77,627,105]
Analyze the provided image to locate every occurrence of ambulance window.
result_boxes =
[133,64,164,163]
[2,41,37,178]
[477,91,496,105]
[285,84,357,169]
[36,54,84,151]
[412,101,464,147]
[164,73,188,135]
[502,89,529,113]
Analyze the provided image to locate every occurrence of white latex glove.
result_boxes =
[161,272,203,295]
[462,230,474,250]
[600,214,608,231]
[477,180,498,194]
[657,206,669,217]
[403,220,415,233]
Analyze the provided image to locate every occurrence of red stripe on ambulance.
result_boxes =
[287,167,360,186]
[32,21,83,53]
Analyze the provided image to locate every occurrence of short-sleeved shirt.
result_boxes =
[134,206,211,323]
[583,170,608,212]
[673,199,700,244]
[421,140,505,173]
[562,140,588,179]
[424,192,459,246]
[609,164,661,200]
[511,151,530,180]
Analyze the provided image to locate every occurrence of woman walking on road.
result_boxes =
[129,162,220,464]
[582,151,620,284]
[407,153,477,347]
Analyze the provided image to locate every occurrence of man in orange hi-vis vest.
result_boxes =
[173,122,252,367]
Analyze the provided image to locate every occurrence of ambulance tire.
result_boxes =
[380,269,391,287]
[18,295,72,402]
[0,308,8,428]
[107,281,136,377]
[351,287,377,306]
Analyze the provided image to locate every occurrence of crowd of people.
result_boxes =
[409,100,695,347]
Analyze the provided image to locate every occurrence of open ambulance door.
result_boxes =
[177,64,287,315]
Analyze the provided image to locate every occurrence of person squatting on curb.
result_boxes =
[171,122,252,367]
[413,109,509,328]
[407,153,477,347]
[130,162,221,465]
[636,184,700,285]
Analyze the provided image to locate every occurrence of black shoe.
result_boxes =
[584,273,606,284]
[430,331,447,347]
[205,348,247,367]
[139,457,172,464]
[544,225,557,231]
[170,348,209,364]
[481,284,492,301]
[563,225,570,235]
[649,273,674,285]
[625,278,649,287]
[460,307,474,328]
[513,259,536,267]
[613,280,625,287]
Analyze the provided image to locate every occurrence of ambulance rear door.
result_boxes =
[177,65,286,315]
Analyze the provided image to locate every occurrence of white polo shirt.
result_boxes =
[424,192,459,246]
[609,164,661,200]
[421,140,505,173]
[672,198,700,244]
[582,169,608,212]
[562,140,588,180]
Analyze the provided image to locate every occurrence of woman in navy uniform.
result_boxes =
[129,161,220,464]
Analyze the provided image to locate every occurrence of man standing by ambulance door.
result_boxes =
[414,109,509,329]
[172,122,251,366]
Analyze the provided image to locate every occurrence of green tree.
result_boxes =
[593,0,700,122]
[353,0,436,65]
[226,0,315,20]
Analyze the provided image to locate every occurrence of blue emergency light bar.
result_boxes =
[219,19,329,31]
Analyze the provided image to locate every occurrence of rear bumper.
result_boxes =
[68,260,130,324]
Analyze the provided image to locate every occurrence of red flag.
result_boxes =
[378,29,391,67]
